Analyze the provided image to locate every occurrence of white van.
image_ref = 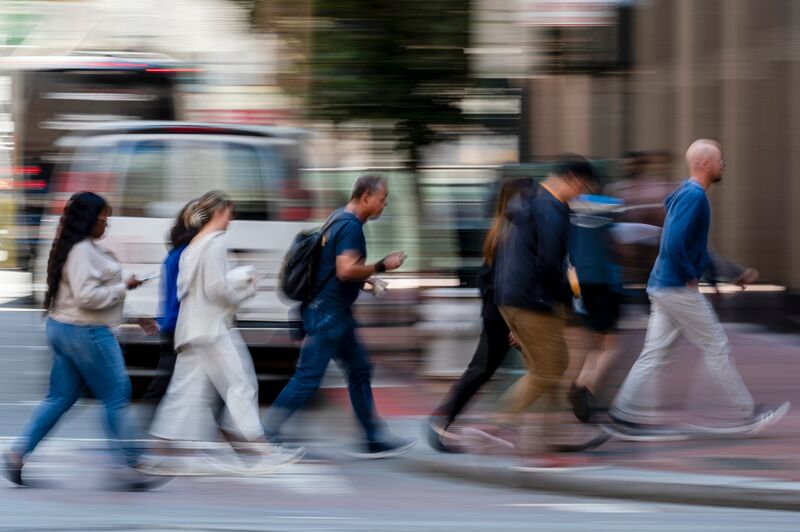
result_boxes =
[35,122,417,397]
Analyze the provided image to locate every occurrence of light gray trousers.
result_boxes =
[611,287,754,423]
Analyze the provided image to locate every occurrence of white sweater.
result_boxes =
[174,231,256,351]
[49,239,127,326]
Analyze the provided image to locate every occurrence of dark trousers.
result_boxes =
[141,331,177,404]
[431,318,511,427]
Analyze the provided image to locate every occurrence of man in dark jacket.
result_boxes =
[494,156,596,432]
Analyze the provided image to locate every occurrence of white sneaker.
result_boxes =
[240,446,306,475]
[346,437,417,459]
[740,402,790,435]
[137,453,239,477]
[682,402,791,436]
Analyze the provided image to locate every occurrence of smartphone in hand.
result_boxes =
[139,272,159,283]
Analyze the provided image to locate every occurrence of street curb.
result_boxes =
[403,455,800,512]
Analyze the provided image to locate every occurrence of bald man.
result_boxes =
[607,139,789,439]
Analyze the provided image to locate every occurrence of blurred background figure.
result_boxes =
[605,151,675,285]
[566,194,625,425]
[426,177,532,453]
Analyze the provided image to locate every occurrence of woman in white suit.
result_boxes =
[149,191,303,473]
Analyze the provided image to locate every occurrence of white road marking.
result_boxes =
[198,462,356,494]
[499,503,657,513]
[0,438,356,495]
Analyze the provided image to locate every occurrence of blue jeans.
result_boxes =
[14,318,140,467]
[264,306,384,443]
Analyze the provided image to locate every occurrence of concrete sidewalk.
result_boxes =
[391,320,800,512]
[143,319,800,514]
[402,447,800,512]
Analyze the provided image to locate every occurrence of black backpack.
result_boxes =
[279,210,348,303]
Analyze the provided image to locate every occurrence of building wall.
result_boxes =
[509,0,800,287]
[630,0,800,287]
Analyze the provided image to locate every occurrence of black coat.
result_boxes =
[494,184,571,313]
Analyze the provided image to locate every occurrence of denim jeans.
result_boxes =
[14,318,140,467]
[264,305,384,443]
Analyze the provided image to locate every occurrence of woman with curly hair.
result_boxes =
[2,192,162,489]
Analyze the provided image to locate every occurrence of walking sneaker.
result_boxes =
[241,445,306,475]
[347,437,417,459]
[460,426,516,452]
[547,431,610,453]
[136,453,235,477]
[426,420,464,454]
[115,465,173,491]
[739,402,791,434]
[602,416,690,442]
[683,402,791,436]
[2,452,24,487]
[568,383,594,424]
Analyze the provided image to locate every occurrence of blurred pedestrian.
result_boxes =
[427,178,532,452]
[148,191,304,473]
[566,200,624,424]
[605,151,675,284]
[2,192,163,490]
[140,200,199,408]
[492,156,597,456]
[608,139,789,439]
[263,174,417,458]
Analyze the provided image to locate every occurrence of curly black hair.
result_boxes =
[168,199,199,249]
[44,192,109,310]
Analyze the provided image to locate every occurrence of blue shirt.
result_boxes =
[648,180,710,290]
[157,244,188,333]
[313,209,366,312]
[569,217,621,289]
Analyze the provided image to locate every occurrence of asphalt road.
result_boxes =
[1,310,800,530]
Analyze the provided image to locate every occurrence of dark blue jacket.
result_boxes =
[648,179,710,290]
[494,184,571,312]
[157,244,188,334]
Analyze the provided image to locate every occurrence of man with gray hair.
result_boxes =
[607,139,789,439]
[264,174,416,457]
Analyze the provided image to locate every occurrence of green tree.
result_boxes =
[308,0,471,173]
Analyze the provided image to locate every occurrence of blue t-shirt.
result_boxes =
[157,244,188,334]
[313,209,366,312]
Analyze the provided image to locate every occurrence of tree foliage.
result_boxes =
[308,0,471,169]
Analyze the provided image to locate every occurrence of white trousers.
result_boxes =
[611,287,755,423]
[150,329,264,442]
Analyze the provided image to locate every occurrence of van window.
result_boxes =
[226,143,267,220]
[119,140,168,217]
[172,139,225,200]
